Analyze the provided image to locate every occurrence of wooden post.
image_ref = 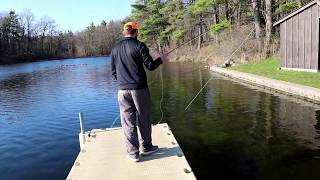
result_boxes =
[79,112,85,134]
[78,112,86,149]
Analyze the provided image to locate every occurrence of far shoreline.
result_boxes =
[0,55,110,66]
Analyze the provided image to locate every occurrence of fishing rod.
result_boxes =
[112,25,256,126]
[155,30,209,124]
[166,30,211,55]
[157,25,256,124]
[165,22,255,57]
[156,30,212,124]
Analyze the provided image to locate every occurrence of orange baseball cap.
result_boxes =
[124,22,139,31]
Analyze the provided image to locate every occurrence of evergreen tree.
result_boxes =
[161,0,186,45]
[1,11,23,53]
[132,0,168,52]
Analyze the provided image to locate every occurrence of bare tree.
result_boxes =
[0,14,4,54]
[198,15,204,50]
[20,9,35,53]
[47,22,57,55]
[252,0,262,53]
[264,0,272,57]
[38,16,55,55]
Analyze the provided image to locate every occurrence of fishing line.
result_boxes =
[155,29,214,124]
[110,68,161,128]
[157,66,165,124]
[112,25,255,126]
[184,76,214,111]
[223,27,255,65]
[183,26,255,112]
[110,114,120,128]
[111,29,212,127]
[147,67,160,85]
[166,30,210,55]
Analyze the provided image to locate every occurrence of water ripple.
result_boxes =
[1,58,320,180]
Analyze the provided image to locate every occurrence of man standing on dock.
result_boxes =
[111,22,167,162]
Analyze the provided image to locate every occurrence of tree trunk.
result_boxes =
[252,0,262,53]
[264,0,272,58]
[0,34,2,55]
[27,35,31,53]
[237,1,242,27]
[215,34,220,47]
[50,34,53,56]
[225,0,230,21]
[198,15,203,50]
[41,34,45,56]
[214,5,220,24]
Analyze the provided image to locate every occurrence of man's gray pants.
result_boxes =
[118,88,153,156]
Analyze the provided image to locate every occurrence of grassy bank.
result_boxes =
[229,57,320,88]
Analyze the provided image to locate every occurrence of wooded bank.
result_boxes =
[0,0,312,65]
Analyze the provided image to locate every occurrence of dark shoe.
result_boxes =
[141,145,159,156]
[127,154,140,162]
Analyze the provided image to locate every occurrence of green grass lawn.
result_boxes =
[229,57,320,88]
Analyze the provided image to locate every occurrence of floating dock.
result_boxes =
[66,123,196,180]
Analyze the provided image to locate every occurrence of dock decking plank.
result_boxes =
[67,123,196,180]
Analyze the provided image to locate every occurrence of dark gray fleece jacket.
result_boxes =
[111,37,162,90]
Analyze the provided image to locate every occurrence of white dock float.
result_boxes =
[66,123,196,180]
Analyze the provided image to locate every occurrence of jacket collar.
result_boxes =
[123,36,137,40]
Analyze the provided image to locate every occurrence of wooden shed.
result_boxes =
[274,0,320,72]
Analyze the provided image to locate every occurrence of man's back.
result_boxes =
[111,37,162,90]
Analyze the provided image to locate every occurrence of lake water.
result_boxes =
[0,57,320,180]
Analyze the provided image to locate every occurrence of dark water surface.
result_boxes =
[0,57,320,180]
